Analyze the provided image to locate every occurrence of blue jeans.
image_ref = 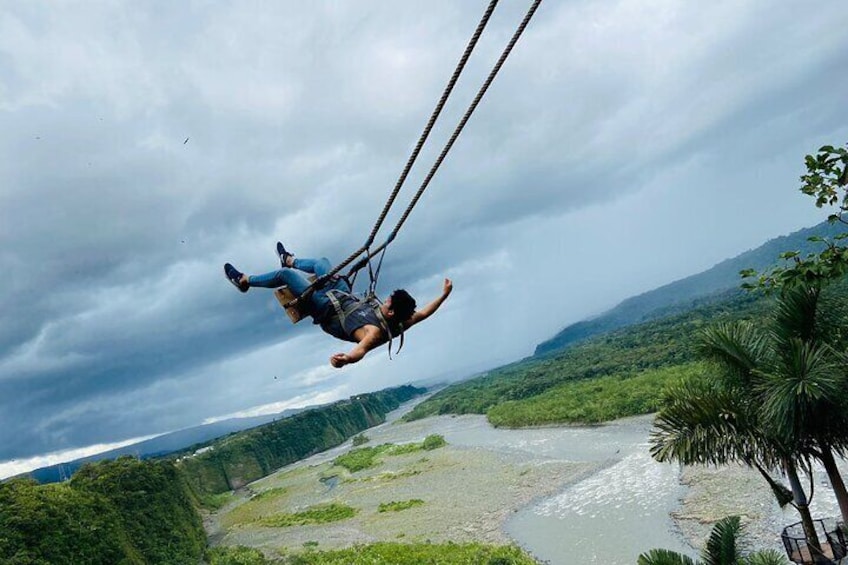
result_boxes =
[247,257,350,319]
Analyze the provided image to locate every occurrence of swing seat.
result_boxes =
[274,275,317,324]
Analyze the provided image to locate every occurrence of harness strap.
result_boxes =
[325,290,405,359]
[371,301,397,360]
[325,289,364,329]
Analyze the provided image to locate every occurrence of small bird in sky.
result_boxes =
[183,137,189,144]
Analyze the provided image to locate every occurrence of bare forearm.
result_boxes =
[418,293,448,318]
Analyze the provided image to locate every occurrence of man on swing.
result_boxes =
[224,243,453,368]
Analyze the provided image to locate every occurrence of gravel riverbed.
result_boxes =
[205,407,848,561]
[206,418,599,556]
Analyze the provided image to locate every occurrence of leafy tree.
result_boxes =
[638,515,788,565]
[743,143,848,290]
[651,282,848,561]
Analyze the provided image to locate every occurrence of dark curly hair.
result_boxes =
[389,289,416,322]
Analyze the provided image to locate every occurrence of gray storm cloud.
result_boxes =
[1,0,846,465]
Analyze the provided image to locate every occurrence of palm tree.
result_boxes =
[758,285,848,525]
[637,515,788,564]
[650,283,848,561]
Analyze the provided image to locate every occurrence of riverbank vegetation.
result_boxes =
[378,498,425,512]
[332,435,447,472]
[258,503,358,527]
[487,362,708,427]
[207,542,538,564]
[405,290,767,426]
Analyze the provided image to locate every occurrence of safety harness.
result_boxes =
[325,289,405,359]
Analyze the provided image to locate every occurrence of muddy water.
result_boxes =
[373,404,696,564]
[262,399,695,563]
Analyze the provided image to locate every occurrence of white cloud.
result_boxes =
[0,434,161,481]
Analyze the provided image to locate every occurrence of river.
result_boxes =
[224,398,836,563]
[375,405,696,564]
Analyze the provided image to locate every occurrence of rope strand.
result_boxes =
[286,0,542,308]
[342,0,543,267]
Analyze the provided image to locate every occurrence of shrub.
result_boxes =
[378,499,425,513]
[258,503,358,527]
[206,545,269,565]
[422,434,447,450]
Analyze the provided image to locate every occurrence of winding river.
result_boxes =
[377,405,697,564]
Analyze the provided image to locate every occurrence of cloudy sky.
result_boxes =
[1,0,846,478]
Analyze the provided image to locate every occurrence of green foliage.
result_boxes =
[207,545,270,565]
[638,516,789,565]
[252,487,287,501]
[281,542,537,564]
[200,491,235,509]
[405,291,768,425]
[351,433,370,446]
[488,363,707,427]
[0,478,140,565]
[422,434,447,450]
[800,143,848,211]
[637,549,697,565]
[71,456,206,564]
[377,499,425,513]
[0,458,205,564]
[743,143,848,290]
[386,443,423,456]
[333,436,448,472]
[178,385,424,497]
[333,445,392,472]
[258,503,358,527]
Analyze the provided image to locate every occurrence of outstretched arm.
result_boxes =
[406,278,453,328]
[330,326,384,368]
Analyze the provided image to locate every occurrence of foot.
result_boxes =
[224,263,249,293]
[277,241,294,268]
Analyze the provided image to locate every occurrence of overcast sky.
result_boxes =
[1,0,846,479]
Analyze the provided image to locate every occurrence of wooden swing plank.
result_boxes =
[274,274,317,324]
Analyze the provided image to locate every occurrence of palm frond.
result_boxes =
[742,548,790,565]
[698,322,767,385]
[701,515,743,565]
[637,548,698,565]
[758,338,841,441]
[772,284,821,345]
[650,379,776,467]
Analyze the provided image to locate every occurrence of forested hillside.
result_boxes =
[0,385,423,563]
[178,385,424,497]
[535,220,843,355]
[404,288,768,424]
[0,457,205,564]
[409,256,848,427]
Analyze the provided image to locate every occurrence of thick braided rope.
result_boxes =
[287,0,542,306]
[330,0,500,281]
[382,0,543,245]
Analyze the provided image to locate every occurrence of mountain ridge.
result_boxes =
[535,220,844,356]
